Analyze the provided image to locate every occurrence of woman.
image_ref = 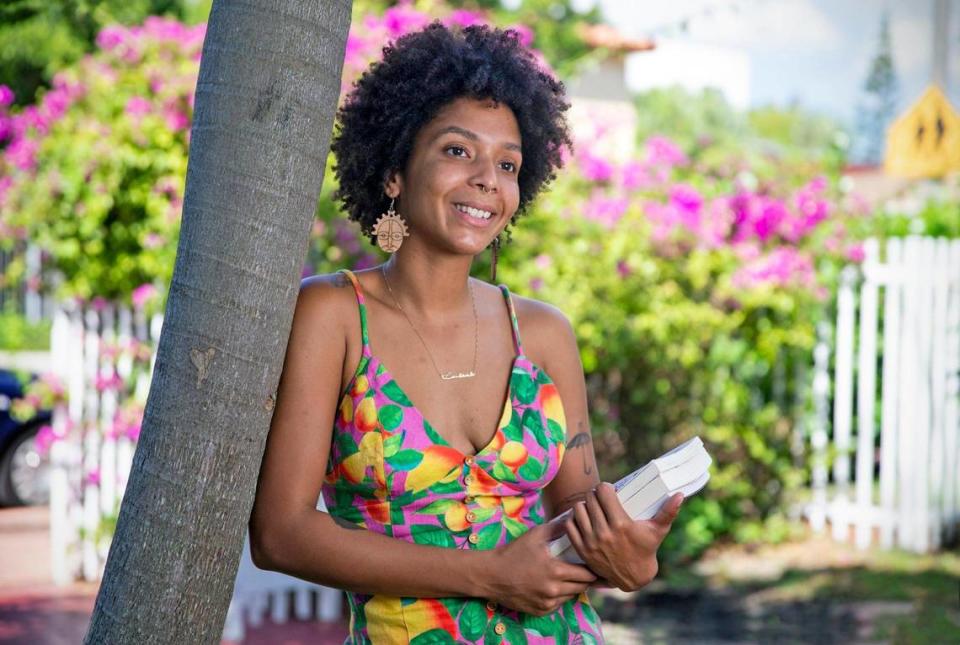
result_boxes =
[250,21,683,644]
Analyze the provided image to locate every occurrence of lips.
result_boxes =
[451,202,496,228]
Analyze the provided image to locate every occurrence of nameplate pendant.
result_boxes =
[440,370,476,380]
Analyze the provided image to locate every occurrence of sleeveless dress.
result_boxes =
[322,269,605,644]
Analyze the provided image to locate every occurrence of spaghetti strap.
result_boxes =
[498,284,524,356]
[338,269,372,357]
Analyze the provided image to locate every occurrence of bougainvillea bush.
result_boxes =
[1,4,885,560]
[0,17,204,302]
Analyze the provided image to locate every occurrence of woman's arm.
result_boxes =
[516,299,601,520]
[249,277,595,610]
[516,298,683,592]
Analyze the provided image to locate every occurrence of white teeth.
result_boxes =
[455,203,492,220]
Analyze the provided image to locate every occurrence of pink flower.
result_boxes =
[616,260,632,277]
[0,85,14,107]
[732,247,817,291]
[506,24,534,47]
[578,152,614,183]
[845,243,865,263]
[132,283,158,308]
[85,469,102,486]
[529,277,544,292]
[534,253,552,269]
[445,9,487,29]
[125,96,152,118]
[584,192,628,228]
[5,138,38,172]
[620,160,652,191]
[96,25,127,51]
[645,135,687,168]
[383,2,431,38]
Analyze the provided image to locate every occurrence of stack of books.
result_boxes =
[548,436,712,563]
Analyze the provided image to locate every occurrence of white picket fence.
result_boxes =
[807,236,960,553]
[46,302,342,638]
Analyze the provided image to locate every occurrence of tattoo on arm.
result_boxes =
[332,515,364,531]
[567,422,594,475]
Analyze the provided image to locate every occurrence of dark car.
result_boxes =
[0,368,52,506]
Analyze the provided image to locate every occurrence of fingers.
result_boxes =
[555,561,597,583]
[594,482,631,526]
[572,498,593,538]
[565,515,587,562]
[584,488,608,535]
[652,493,684,527]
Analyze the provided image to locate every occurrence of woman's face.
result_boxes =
[386,96,522,256]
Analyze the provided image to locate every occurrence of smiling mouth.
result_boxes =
[454,203,494,220]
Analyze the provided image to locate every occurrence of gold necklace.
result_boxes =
[381,265,478,380]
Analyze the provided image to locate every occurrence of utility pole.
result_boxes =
[931,0,949,88]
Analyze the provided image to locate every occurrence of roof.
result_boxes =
[577,23,656,53]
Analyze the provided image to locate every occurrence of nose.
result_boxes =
[471,153,499,194]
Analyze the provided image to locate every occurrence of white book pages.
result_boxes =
[547,439,710,562]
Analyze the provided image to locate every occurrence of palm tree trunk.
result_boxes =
[84,1,352,642]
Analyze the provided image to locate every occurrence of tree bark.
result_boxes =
[84,1,352,642]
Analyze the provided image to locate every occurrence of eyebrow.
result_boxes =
[432,125,522,153]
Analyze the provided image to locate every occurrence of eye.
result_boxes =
[445,145,468,158]
[500,161,518,173]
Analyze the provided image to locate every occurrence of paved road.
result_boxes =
[0,506,348,644]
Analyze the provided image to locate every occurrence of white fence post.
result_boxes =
[854,239,880,549]
[807,236,959,553]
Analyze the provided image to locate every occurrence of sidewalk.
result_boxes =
[0,506,348,644]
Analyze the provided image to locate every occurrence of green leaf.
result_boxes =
[523,614,555,637]
[504,516,527,539]
[423,420,446,445]
[546,419,565,443]
[493,460,517,482]
[513,371,537,404]
[476,522,502,550]
[379,404,404,430]
[382,379,413,406]
[518,456,544,481]
[522,408,548,449]
[420,499,457,515]
[410,524,455,548]
[388,449,423,471]
[410,628,456,644]
[483,619,503,645]
[458,601,488,641]
[504,618,528,645]
[470,506,497,523]
[382,432,403,458]
[335,431,358,457]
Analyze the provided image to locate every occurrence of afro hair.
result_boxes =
[330,21,573,241]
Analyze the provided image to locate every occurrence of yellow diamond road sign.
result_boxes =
[885,84,960,178]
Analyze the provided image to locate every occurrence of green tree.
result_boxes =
[0,0,211,107]
[854,12,899,164]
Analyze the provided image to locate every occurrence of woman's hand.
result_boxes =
[483,522,597,616]
[564,483,683,592]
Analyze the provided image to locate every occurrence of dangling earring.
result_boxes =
[372,197,409,253]
[490,234,501,282]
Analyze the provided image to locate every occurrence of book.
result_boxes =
[547,436,712,563]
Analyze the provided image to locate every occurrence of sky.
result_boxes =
[569,0,959,127]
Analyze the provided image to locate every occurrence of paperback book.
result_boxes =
[547,436,711,563]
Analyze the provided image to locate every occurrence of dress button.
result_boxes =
[464,475,474,486]
[486,600,498,611]
[468,533,479,544]
[466,511,477,522]
[494,622,506,635]
[465,456,475,466]
[464,495,475,504]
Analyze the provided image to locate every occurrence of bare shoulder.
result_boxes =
[294,272,356,325]
[510,293,578,370]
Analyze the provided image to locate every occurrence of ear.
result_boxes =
[383,169,402,199]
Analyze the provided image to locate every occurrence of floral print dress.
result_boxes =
[323,269,605,644]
